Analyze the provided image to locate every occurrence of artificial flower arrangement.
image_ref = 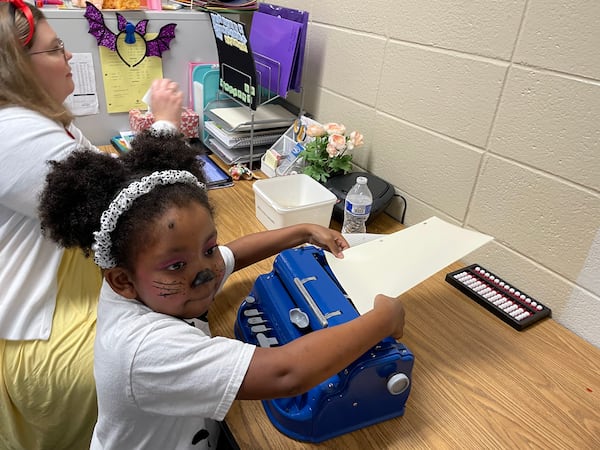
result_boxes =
[300,122,364,182]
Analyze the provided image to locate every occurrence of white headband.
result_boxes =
[91,170,206,269]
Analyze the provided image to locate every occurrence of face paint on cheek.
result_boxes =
[151,280,186,298]
[212,261,226,286]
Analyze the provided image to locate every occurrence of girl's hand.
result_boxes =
[305,225,349,258]
[373,294,405,340]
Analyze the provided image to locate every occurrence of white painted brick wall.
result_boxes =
[276,0,600,347]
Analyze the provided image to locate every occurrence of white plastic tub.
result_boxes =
[252,174,337,230]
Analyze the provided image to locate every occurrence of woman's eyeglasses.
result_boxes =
[29,39,65,57]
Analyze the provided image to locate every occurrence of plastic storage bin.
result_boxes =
[260,115,322,177]
[252,174,337,229]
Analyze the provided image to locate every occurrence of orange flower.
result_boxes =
[328,133,347,151]
[326,144,339,157]
[346,131,364,150]
[306,124,326,137]
[323,122,346,136]
[300,121,364,182]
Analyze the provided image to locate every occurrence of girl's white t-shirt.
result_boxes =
[91,245,256,450]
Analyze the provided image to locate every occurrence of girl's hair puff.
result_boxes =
[121,130,203,175]
[39,130,211,269]
[39,149,126,252]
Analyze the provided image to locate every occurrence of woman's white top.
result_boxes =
[0,106,98,340]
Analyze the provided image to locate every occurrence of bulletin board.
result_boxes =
[45,9,220,144]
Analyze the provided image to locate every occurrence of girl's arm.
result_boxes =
[236,293,405,400]
[225,223,349,271]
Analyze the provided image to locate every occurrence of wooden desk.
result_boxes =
[100,146,600,448]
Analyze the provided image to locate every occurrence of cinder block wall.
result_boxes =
[278,0,600,347]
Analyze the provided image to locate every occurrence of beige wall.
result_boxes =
[276,0,600,347]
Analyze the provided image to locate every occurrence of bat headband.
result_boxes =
[84,1,176,67]
[92,170,206,269]
[5,0,35,46]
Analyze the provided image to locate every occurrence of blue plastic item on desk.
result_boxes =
[234,245,414,443]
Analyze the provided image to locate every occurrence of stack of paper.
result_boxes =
[206,139,272,165]
[203,103,295,165]
[208,104,296,132]
[204,121,285,149]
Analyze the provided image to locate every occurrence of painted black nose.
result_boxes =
[192,269,215,288]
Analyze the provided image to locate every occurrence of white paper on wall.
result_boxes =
[65,53,99,116]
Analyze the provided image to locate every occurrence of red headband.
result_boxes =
[4,0,35,46]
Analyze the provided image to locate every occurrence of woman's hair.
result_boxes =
[39,131,211,270]
[0,1,73,126]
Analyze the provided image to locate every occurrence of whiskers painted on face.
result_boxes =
[152,280,185,297]
[191,269,215,288]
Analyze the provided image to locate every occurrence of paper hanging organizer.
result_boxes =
[249,6,308,98]
[189,63,219,109]
[256,3,309,93]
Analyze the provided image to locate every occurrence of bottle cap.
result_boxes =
[356,176,368,184]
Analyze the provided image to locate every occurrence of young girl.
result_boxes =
[0,1,183,446]
[39,130,406,450]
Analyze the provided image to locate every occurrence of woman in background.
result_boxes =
[0,1,183,448]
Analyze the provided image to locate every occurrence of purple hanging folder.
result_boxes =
[258,3,309,93]
[250,12,302,98]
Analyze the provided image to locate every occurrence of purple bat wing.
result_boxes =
[84,1,116,51]
[145,23,177,57]
[116,13,128,32]
[135,20,149,36]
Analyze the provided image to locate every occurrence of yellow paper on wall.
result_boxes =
[99,33,163,113]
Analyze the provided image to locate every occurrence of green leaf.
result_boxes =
[301,134,354,182]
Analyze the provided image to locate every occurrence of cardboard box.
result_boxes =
[129,108,200,139]
[252,174,337,230]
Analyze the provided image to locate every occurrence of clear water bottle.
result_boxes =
[342,176,373,233]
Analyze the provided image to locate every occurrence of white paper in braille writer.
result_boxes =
[445,264,551,330]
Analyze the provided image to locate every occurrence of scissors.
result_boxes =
[292,119,306,143]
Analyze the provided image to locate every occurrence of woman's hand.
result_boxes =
[150,78,184,129]
[305,224,349,258]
